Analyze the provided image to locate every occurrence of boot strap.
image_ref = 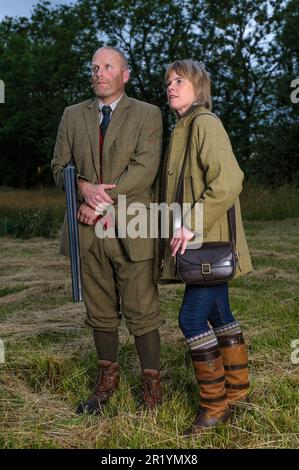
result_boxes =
[225,382,250,390]
[191,347,221,362]
[218,334,245,348]
[224,363,248,371]
[200,393,228,404]
[198,375,225,385]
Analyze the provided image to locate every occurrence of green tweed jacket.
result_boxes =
[51,93,163,261]
[154,105,253,282]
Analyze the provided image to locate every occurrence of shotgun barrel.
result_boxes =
[63,164,83,302]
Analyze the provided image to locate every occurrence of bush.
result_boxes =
[0,208,63,238]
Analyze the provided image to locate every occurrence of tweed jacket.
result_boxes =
[51,93,163,261]
[154,105,253,282]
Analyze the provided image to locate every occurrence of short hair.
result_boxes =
[165,59,212,110]
[92,46,129,70]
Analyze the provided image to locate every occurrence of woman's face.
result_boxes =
[166,71,196,116]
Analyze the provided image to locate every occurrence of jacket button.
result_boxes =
[168,170,174,175]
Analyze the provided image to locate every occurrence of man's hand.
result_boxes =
[77,203,98,225]
[78,180,116,210]
[171,226,195,257]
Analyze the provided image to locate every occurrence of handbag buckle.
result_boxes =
[201,263,211,275]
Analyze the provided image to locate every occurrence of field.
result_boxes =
[0,212,298,449]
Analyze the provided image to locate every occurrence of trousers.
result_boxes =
[178,283,236,339]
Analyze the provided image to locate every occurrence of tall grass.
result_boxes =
[0,187,64,238]
[240,184,299,220]
[0,184,298,237]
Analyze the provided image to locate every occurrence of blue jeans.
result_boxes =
[178,283,236,339]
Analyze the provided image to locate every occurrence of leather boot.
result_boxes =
[76,360,120,415]
[184,345,230,436]
[218,332,250,408]
[141,369,162,409]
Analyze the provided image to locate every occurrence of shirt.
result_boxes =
[98,94,123,124]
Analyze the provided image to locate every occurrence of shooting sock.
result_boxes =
[93,330,119,363]
[134,329,161,371]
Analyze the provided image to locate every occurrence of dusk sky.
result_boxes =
[0,0,75,20]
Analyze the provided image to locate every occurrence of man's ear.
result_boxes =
[123,69,130,84]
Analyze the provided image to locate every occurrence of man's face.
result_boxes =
[91,49,129,103]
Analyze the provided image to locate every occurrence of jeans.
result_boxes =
[178,282,236,339]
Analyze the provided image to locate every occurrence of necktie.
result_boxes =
[100,105,112,137]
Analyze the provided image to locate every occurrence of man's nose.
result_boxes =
[95,67,104,77]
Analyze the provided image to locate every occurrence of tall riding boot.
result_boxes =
[217,332,250,408]
[76,360,120,415]
[184,345,230,435]
[141,369,162,409]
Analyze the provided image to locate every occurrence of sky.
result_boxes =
[0,0,75,20]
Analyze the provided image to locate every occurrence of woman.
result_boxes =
[156,60,253,435]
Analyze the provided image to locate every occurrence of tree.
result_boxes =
[0,0,298,187]
[0,0,98,186]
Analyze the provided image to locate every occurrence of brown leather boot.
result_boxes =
[141,369,162,409]
[184,345,231,436]
[76,360,120,415]
[218,333,250,408]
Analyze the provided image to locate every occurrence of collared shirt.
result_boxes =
[98,94,123,124]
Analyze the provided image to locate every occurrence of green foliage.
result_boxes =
[0,0,298,187]
[0,184,298,238]
[240,184,299,220]
[0,208,62,238]
[0,0,99,187]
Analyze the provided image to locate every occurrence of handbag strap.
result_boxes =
[175,113,237,247]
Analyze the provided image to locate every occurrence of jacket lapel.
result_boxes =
[83,98,100,181]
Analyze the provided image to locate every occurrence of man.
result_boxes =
[51,46,163,414]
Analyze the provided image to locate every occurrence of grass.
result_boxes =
[240,184,299,220]
[0,218,298,449]
[0,187,64,238]
[0,184,299,238]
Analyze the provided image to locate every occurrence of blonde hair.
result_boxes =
[165,59,212,110]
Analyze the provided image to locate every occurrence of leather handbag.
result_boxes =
[174,114,239,285]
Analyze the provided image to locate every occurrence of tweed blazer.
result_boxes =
[154,105,253,282]
[51,93,163,260]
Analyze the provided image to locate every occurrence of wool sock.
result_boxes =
[93,330,119,363]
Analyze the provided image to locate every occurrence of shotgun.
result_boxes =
[63,164,83,302]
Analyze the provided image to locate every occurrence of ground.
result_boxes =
[0,219,298,448]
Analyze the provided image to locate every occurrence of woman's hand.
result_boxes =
[171,226,195,256]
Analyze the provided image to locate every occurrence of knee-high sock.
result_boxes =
[93,330,119,363]
[186,329,218,351]
[135,329,161,371]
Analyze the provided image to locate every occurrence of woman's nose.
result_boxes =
[167,82,175,93]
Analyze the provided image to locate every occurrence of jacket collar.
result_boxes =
[175,105,210,128]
